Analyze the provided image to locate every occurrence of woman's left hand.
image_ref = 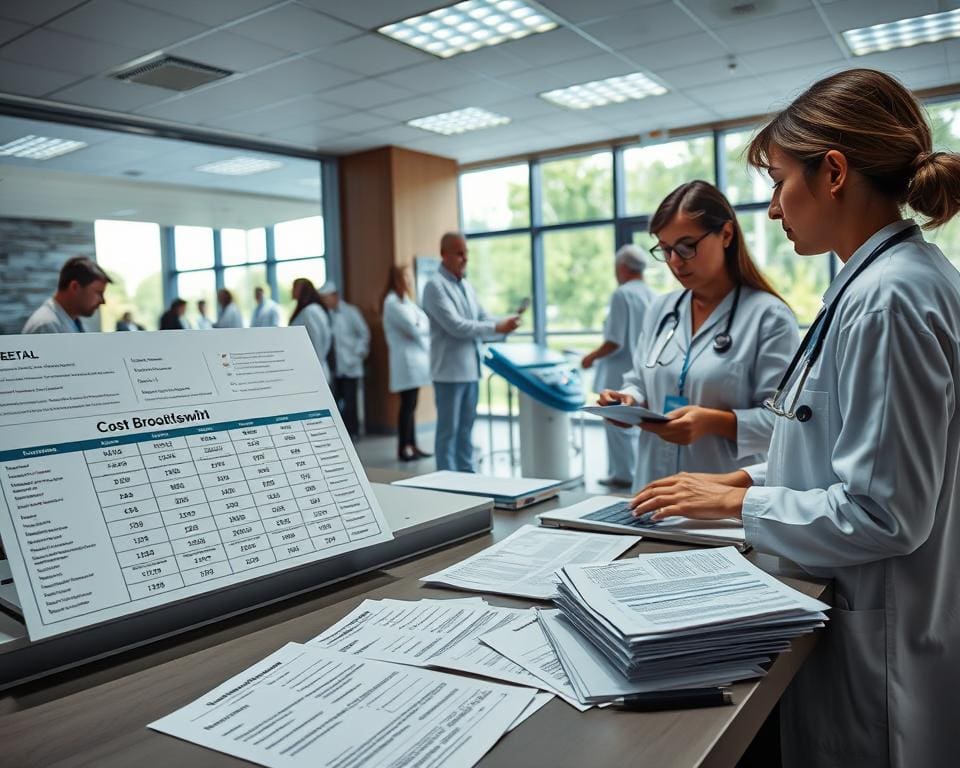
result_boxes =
[630,472,747,521]
[638,405,718,445]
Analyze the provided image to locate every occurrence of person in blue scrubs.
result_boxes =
[630,69,960,768]
[599,181,798,491]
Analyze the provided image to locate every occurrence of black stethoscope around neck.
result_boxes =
[764,223,920,422]
[645,284,741,368]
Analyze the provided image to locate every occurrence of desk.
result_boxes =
[0,469,829,768]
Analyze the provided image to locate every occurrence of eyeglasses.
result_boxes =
[649,231,713,262]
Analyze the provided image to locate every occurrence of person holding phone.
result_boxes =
[629,69,960,767]
[582,245,654,487]
[599,181,798,491]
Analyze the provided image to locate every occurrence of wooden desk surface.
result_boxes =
[0,469,829,768]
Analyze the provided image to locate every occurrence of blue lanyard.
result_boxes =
[676,344,693,397]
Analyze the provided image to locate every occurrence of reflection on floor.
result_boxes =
[353,418,617,497]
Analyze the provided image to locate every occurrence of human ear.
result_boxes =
[721,220,734,249]
[823,150,848,198]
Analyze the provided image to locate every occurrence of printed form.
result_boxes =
[0,329,392,640]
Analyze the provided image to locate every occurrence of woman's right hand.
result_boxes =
[597,390,636,428]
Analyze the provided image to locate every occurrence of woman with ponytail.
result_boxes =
[599,180,799,490]
[630,69,960,767]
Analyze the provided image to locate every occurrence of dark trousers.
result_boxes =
[397,388,419,450]
[333,376,359,436]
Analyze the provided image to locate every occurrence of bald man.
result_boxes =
[421,232,520,472]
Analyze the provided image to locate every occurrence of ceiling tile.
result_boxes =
[679,0,813,29]
[124,0,283,27]
[821,0,943,33]
[322,111,393,134]
[354,124,426,144]
[230,4,358,53]
[0,17,30,45]
[684,77,774,105]
[380,60,480,92]
[370,95,459,121]
[296,1,446,29]
[431,78,521,107]
[318,77,415,109]
[49,0,206,51]
[270,123,350,147]
[0,29,144,76]
[540,0,662,25]
[620,32,727,71]
[0,58,78,95]
[0,0,85,25]
[206,96,350,132]
[221,58,359,103]
[168,30,291,72]
[739,37,846,74]
[656,57,743,89]
[50,77,171,110]
[580,3,700,50]
[855,42,951,73]
[442,45,528,77]
[500,28,603,67]
[485,95,562,121]
[310,33,432,76]
[714,9,829,53]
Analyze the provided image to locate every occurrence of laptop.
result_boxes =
[392,471,563,510]
[537,495,750,551]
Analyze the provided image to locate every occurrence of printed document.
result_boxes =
[150,642,533,768]
[0,329,392,640]
[421,524,640,600]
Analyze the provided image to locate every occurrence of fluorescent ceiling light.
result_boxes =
[379,0,557,58]
[408,107,510,135]
[0,135,87,160]
[843,9,960,55]
[540,72,667,110]
[195,156,283,175]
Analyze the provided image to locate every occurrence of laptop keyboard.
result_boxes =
[582,501,657,528]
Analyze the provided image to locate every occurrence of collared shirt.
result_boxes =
[251,299,280,328]
[215,303,244,329]
[22,297,81,334]
[596,278,655,391]
[328,301,370,379]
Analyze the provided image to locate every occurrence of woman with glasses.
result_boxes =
[599,179,798,490]
[630,69,960,767]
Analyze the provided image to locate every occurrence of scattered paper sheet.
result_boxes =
[150,642,533,768]
[421,524,640,600]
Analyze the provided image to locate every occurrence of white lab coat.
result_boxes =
[22,297,80,334]
[215,303,244,329]
[195,315,213,330]
[383,292,431,393]
[329,301,370,379]
[595,278,655,391]
[290,303,332,381]
[620,285,798,490]
[741,221,960,768]
[251,299,280,327]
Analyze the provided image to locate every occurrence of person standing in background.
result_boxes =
[115,311,144,331]
[320,282,370,438]
[251,286,280,327]
[422,232,520,472]
[195,299,213,329]
[159,298,189,330]
[23,256,112,334]
[289,277,333,382]
[214,289,243,328]
[382,265,432,461]
[581,244,654,488]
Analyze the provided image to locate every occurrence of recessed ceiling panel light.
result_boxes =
[408,107,510,135]
[843,9,960,55]
[0,135,87,160]
[379,0,557,58]
[540,72,668,110]
[195,156,284,176]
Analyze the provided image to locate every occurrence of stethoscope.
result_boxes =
[764,224,920,422]
[645,284,741,368]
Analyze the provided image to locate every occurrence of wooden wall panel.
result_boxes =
[339,146,458,435]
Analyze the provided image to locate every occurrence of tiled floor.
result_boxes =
[353,416,617,497]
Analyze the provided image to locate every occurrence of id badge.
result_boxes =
[663,395,689,412]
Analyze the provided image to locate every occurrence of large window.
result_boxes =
[94,220,163,331]
[543,226,615,332]
[461,164,529,232]
[541,152,612,224]
[624,137,714,216]
[924,98,960,270]
[467,234,532,318]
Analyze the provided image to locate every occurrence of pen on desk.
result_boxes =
[612,687,733,711]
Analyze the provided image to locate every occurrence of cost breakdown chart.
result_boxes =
[0,409,391,639]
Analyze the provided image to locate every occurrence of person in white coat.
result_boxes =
[582,244,655,487]
[629,69,960,768]
[23,256,112,334]
[214,289,244,329]
[320,281,370,437]
[422,232,520,472]
[382,265,432,461]
[600,181,798,492]
[251,286,280,327]
[289,278,332,382]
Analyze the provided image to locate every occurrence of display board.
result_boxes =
[0,328,392,640]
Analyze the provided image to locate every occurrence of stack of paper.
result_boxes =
[547,547,829,704]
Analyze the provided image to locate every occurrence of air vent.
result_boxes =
[112,55,232,92]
